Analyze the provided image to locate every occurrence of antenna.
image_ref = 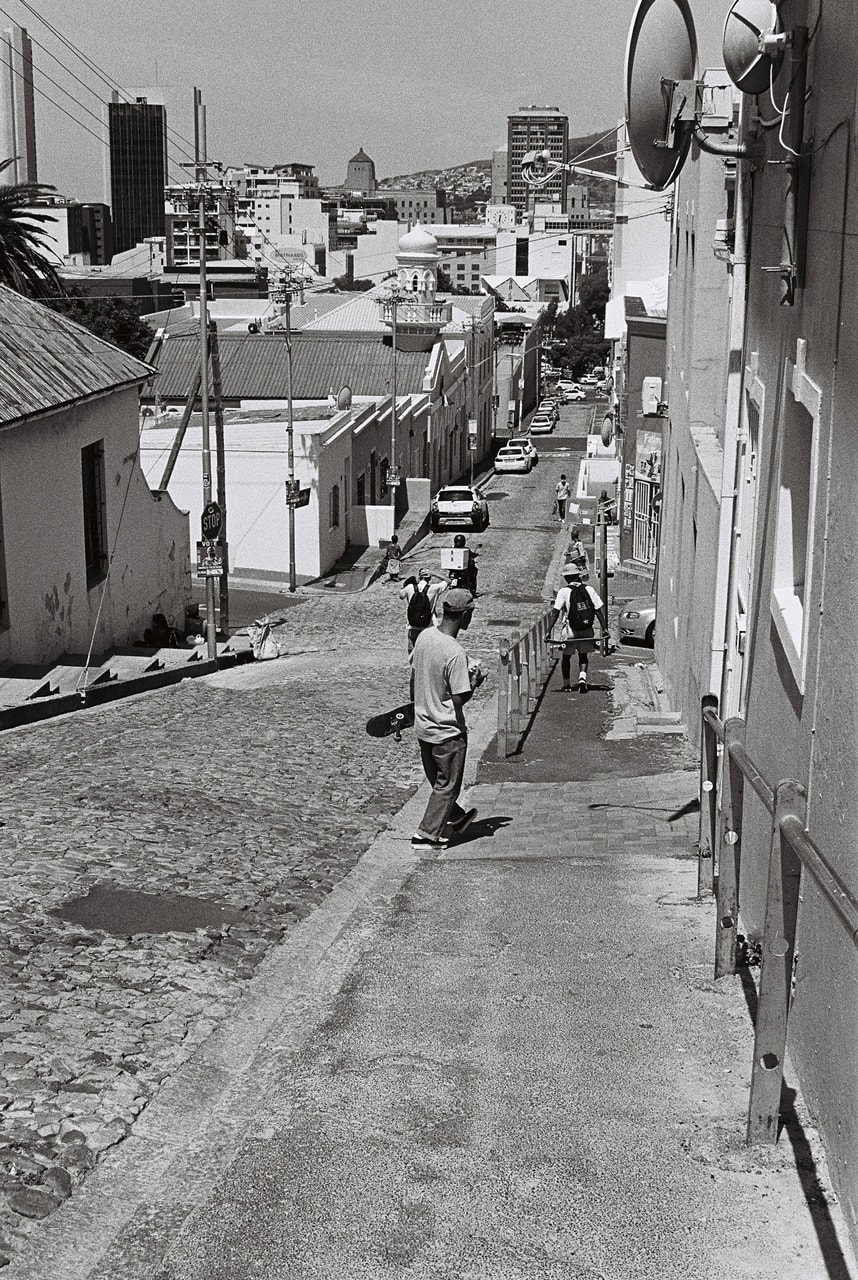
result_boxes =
[722,0,784,96]
[624,0,755,192]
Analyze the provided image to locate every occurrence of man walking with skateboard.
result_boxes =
[410,589,484,850]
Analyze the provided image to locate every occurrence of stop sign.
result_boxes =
[201,501,222,541]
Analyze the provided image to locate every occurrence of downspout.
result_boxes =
[711,99,750,707]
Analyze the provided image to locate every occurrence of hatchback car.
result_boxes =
[430,485,489,532]
[618,597,656,645]
[562,387,586,401]
[537,400,559,422]
[528,413,554,434]
[494,444,533,474]
[579,373,598,385]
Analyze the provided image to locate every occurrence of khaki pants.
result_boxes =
[417,734,468,838]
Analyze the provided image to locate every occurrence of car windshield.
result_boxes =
[438,489,474,503]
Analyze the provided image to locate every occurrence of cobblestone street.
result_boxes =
[0,437,577,1266]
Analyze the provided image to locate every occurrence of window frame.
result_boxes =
[81,439,108,588]
[769,339,821,693]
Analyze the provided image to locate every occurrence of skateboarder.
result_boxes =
[410,588,484,850]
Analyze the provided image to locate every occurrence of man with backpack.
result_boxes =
[400,569,445,653]
[548,564,610,692]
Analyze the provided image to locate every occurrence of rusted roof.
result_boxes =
[0,285,154,430]
[148,333,430,402]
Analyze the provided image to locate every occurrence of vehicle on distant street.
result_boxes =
[528,413,555,435]
[430,484,489,532]
[537,400,559,423]
[595,380,609,394]
[494,444,533,474]
[562,387,586,401]
[579,373,598,385]
[618,597,656,645]
[509,436,538,464]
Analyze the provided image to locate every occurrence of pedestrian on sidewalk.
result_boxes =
[410,588,484,850]
[565,525,590,578]
[548,564,609,693]
[554,474,571,523]
[382,534,402,581]
[400,569,445,653]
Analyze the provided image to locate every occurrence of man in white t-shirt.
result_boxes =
[554,474,571,523]
[548,564,609,692]
[409,588,484,850]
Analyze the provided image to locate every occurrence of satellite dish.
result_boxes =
[625,0,698,190]
[723,0,784,95]
[600,415,615,448]
[337,385,353,411]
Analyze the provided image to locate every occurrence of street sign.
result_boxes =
[201,501,223,541]
[285,483,311,508]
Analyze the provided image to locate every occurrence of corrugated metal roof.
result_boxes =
[0,284,154,429]
[149,333,430,401]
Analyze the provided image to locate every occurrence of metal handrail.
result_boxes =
[699,699,858,1144]
[497,607,554,757]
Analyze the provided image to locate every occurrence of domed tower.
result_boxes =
[396,225,440,303]
[378,226,452,352]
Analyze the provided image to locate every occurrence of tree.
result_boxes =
[436,266,472,295]
[578,267,609,323]
[45,290,156,361]
[332,274,373,292]
[0,159,63,300]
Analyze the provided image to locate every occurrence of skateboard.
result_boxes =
[365,701,415,741]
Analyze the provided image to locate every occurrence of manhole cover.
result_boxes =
[51,885,244,936]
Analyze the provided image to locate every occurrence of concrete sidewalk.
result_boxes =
[9,683,858,1279]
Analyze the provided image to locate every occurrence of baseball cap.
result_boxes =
[443,588,475,614]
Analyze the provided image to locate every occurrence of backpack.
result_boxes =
[407,581,433,628]
[565,582,596,631]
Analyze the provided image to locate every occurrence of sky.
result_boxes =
[3,0,727,204]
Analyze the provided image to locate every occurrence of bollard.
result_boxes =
[497,639,510,758]
[698,695,719,896]
[715,717,746,979]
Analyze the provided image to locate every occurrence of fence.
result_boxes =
[699,699,858,1143]
[496,608,555,758]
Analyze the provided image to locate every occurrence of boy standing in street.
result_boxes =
[554,474,571,523]
[410,589,483,850]
[548,565,609,692]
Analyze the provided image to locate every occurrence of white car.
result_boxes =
[509,436,538,464]
[430,485,489,532]
[537,400,559,422]
[494,444,533,473]
[562,387,586,402]
[529,413,554,435]
[579,373,598,385]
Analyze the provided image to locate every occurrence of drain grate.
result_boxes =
[51,885,244,936]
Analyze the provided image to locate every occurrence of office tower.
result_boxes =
[506,106,569,216]
[108,96,167,253]
[0,24,37,183]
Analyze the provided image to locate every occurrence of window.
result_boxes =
[0,478,8,629]
[329,483,340,529]
[81,440,107,586]
[770,340,821,691]
[356,472,366,506]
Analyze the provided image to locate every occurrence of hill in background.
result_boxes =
[377,128,617,200]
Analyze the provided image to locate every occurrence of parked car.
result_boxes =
[595,380,609,395]
[528,413,555,434]
[430,484,489,531]
[537,400,559,423]
[579,373,598,385]
[494,444,533,474]
[618,597,656,645]
[562,387,586,402]
[509,436,538,464]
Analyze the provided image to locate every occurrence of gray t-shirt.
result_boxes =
[410,626,471,743]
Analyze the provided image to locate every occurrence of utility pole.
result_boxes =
[194,87,217,663]
[283,276,297,592]
[209,320,229,633]
[389,287,399,507]
[468,318,477,485]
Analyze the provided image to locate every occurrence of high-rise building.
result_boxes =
[506,106,568,216]
[108,96,167,253]
[0,24,37,183]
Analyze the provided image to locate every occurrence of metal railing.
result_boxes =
[699,699,858,1143]
[496,608,554,758]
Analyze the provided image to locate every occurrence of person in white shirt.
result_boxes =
[409,589,484,849]
[554,474,571,523]
[548,564,609,692]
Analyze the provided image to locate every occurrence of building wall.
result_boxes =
[506,108,568,216]
[0,388,189,666]
[109,99,167,255]
[0,24,36,184]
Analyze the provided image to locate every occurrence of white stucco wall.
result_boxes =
[0,387,191,667]
[140,414,352,581]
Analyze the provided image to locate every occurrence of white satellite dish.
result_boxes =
[337,385,353,411]
[723,0,784,95]
[625,0,698,190]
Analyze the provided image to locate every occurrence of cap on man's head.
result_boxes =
[443,588,475,614]
[562,565,583,579]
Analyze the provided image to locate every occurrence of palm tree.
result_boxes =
[0,157,63,300]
